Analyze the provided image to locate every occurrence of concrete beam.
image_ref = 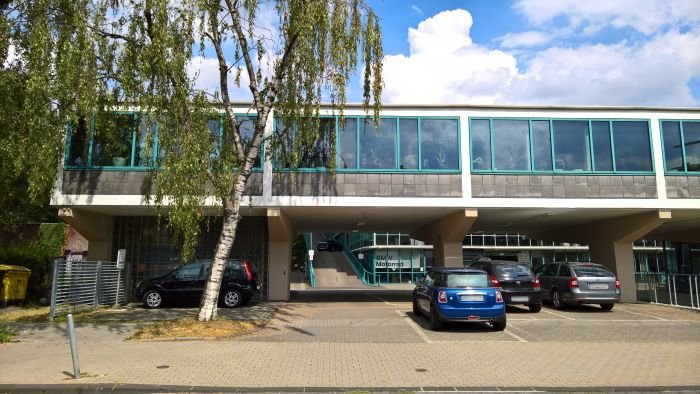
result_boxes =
[412,209,478,244]
[267,209,297,301]
[58,208,114,260]
[267,209,296,242]
[531,210,672,244]
[58,208,113,241]
[412,209,478,268]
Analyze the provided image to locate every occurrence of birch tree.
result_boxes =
[1,0,383,321]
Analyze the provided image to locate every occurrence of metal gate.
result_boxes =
[49,259,127,320]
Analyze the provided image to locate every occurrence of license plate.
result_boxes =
[460,295,483,302]
[589,283,608,290]
[511,296,529,302]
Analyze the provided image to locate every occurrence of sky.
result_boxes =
[188,0,700,107]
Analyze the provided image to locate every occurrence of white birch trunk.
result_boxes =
[197,175,248,321]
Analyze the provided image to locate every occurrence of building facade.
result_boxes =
[52,104,700,302]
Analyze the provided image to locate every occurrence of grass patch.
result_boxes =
[0,306,114,323]
[0,306,50,323]
[128,317,264,340]
[0,323,17,343]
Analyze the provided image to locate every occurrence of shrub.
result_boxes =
[0,223,66,303]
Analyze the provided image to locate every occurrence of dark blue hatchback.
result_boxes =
[413,267,506,331]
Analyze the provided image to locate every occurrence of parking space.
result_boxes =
[246,289,700,346]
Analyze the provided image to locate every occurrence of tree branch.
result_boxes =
[265,31,299,108]
[203,25,245,163]
[224,0,262,110]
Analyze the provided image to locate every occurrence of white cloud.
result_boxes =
[513,0,700,35]
[499,31,551,48]
[407,9,473,55]
[381,9,700,106]
[510,31,700,106]
[187,56,252,100]
[384,10,518,104]
[411,5,423,15]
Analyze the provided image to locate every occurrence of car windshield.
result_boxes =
[445,273,489,288]
[572,264,614,277]
[494,264,532,277]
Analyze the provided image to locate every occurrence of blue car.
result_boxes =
[413,267,506,331]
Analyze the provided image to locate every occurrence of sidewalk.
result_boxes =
[1,294,699,392]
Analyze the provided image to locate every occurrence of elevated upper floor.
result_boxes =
[54,103,700,211]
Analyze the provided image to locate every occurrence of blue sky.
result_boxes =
[189,0,700,107]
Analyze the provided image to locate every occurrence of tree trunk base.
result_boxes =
[198,302,218,321]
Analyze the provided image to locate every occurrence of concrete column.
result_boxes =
[268,240,293,301]
[267,208,296,301]
[412,209,478,267]
[531,210,672,302]
[86,241,111,261]
[58,208,114,261]
[587,240,636,302]
[433,239,465,267]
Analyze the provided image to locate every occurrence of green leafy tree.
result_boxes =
[1,0,383,321]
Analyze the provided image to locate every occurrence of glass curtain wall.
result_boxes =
[275,116,460,172]
[661,120,700,172]
[471,118,653,173]
[66,113,262,169]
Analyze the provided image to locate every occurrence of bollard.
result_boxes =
[67,314,81,379]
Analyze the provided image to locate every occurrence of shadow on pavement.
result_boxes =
[406,310,501,333]
[289,289,413,303]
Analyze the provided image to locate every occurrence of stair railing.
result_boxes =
[303,233,316,288]
[324,232,377,286]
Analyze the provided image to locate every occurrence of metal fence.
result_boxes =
[49,259,127,320]
[635,272,700,310]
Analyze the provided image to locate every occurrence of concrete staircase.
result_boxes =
[312,233,365,288]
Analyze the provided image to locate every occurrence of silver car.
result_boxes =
[538,262,620,311]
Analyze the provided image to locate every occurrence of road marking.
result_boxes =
[614,307,667,320]
[540,309,576,320]
[369,294,393,305]
[503,329,527,342]
[431,340,527,343]
[421,389,543,392]
[396,310,433,343]
[368,294,412,306]
[577,319,677,322]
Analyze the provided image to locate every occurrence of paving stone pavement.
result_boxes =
[0,289,699,392]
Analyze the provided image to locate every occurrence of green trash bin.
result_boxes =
[0,265,32,307]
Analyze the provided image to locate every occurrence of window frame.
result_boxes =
[64,111,264,172]
[660,119,700,175]
[273,115,462,173]
[469,117,655,175]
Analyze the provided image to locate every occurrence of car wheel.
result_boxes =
[412,298,421,316]
[492,316,507,331]
[222,289,242,308]
[600,303,614,311]
[551,289,565,310]
[429,305,443,331]
[142,290,163,309]
[528,303,542,313]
